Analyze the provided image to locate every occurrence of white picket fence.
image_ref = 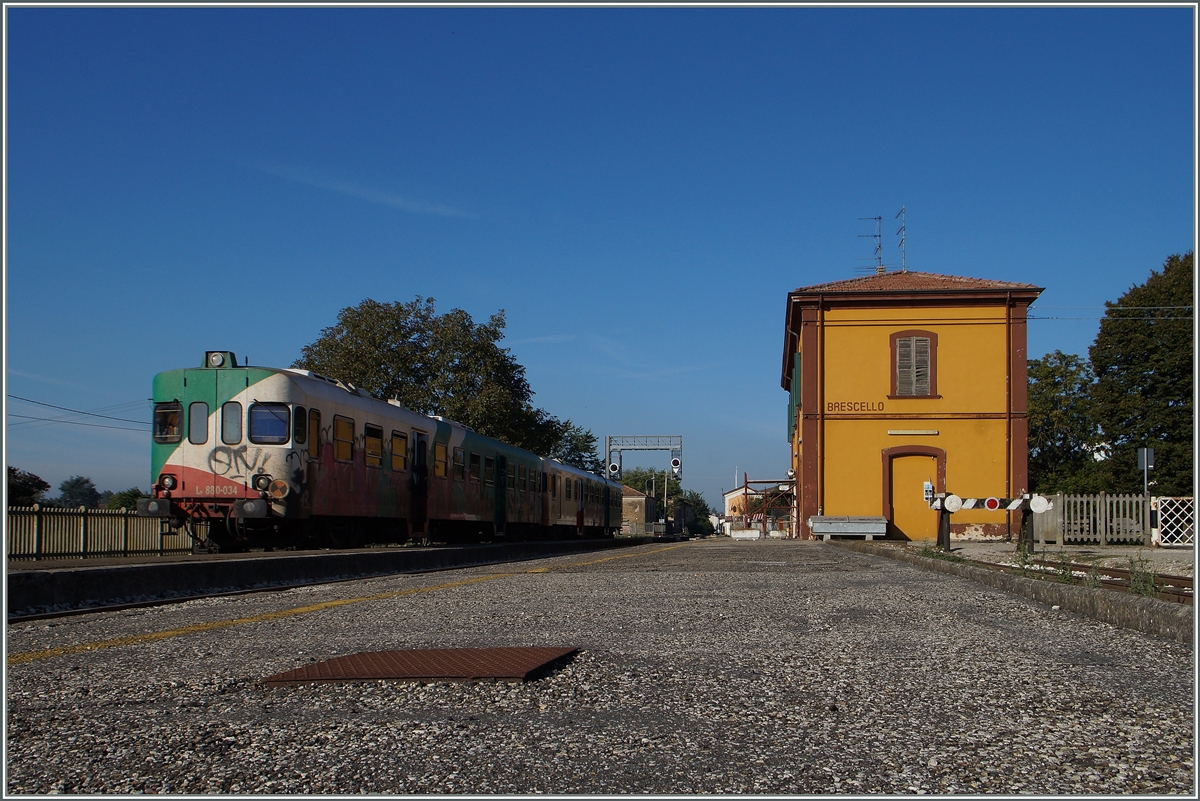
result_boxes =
[6,506,196,561]
[1032,494,1194,548]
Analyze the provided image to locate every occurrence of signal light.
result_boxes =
[984,497,1001,511]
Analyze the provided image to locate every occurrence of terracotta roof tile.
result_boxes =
[792,270,1041,294]
[622,485,646,497]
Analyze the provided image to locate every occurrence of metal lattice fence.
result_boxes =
[1153,497,1195,547]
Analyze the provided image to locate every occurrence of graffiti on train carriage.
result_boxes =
[207,445,268,479]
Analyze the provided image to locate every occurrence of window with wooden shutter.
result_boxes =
[891,331,938,397]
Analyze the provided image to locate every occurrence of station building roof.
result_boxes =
[791,270,1041,295]
[782,270,1044,388]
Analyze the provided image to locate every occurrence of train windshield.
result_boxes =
[248,403,290,444]
[153,402,182,444]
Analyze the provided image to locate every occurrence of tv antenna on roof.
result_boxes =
[895,206,907,272]
[856,216,884,275]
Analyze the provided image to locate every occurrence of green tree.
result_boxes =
[7,466,50,506]
[1089,252,1193,495]
[620,467,683,516]
[57,475,101,508]
[105,487,149,510]
[682,489,715,536]
[548,422,604,474]
[1027,350,1106,493]
[294,297,576,455]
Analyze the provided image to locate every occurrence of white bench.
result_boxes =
[809,516,888,541]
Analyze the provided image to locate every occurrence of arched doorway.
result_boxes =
[882,445,946,541]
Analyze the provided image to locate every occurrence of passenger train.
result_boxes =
[136,351,621,551]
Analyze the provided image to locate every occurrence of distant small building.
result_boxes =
[723,486,760,517]
[621,485,658,537]
[673,497,694,535]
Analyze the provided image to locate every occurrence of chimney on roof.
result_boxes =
[875,264,886,276]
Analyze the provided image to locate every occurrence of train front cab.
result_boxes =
[139,353,314,549]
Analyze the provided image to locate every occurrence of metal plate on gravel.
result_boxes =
[262,646,579,686]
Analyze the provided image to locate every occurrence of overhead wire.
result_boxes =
[1029,316,1192,321]
[6,395,151,432]
[7,395,150,424]
[7,414,149,433]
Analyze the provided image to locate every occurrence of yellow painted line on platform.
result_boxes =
[7,542,689,666]
[565,542,688,567]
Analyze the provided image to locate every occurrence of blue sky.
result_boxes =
[4,6,1195,505]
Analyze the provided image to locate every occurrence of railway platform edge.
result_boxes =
[6,538,657,621]
[827,540,1193,645]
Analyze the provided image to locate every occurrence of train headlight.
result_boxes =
[253,474,273,491]
[160,474,177,491]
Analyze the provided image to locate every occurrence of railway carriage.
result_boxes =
[137,351,621,551]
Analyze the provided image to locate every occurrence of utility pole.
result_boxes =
[664,468,669,530]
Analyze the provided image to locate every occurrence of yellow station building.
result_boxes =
[781,270,1043,541]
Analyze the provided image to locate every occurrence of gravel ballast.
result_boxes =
[5,539,1194,794]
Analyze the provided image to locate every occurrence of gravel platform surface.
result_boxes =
[5,539,1195,794]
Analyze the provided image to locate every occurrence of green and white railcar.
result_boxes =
[138,351,621,551]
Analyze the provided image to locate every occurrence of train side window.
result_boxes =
[153,402,182,444]
[221,402,242,444]
[433,442,448,478]
[507,463,516,490]
[364,424,383,467]
[188,402,209,445]
[518,465,527,492]
[249,403,290,445]
[564,477,571,500]
[308,409,321,458]
[333,416,354,462]
[293,406,307,445]
[552,474,558,498]
[469,452,481,482]
[391,432,407,471]
[453,447,465,480]
[484,457,495,486]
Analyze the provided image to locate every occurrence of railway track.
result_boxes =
[967,557,1193,605]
